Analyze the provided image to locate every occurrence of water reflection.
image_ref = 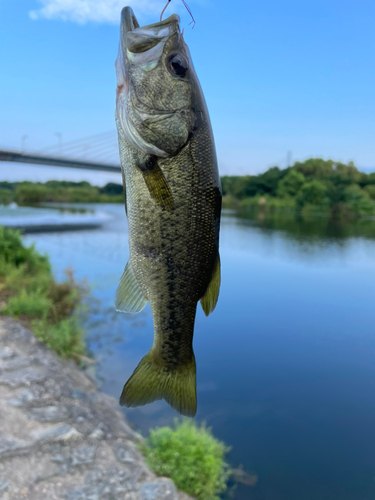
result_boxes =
[22,204,375,500]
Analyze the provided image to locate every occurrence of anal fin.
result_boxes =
[200,253,221,316]
[115,260,147,313]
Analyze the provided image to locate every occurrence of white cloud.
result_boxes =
[29,0,165,24]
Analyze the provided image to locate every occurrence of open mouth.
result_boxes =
[121,7,180,53]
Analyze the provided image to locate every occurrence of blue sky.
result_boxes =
[0,0,374,185]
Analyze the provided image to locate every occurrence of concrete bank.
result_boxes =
[0,317,193,500]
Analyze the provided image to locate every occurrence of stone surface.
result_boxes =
[0,480,11,492]
[88,426,104,440]
[0,433,30,458]
[0,317,194,500]
[140,479,178,500]
[116,444,136,464]
[71,445,96,466]
[0,366,45,388]
[0,347,15,359]
[30,405,69,422]
[29,424,83,443]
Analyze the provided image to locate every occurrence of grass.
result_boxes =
[0,226,86,359]
[139,419,231,500]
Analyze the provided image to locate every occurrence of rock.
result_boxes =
[0,433,30,458]
[0,367,45,388]
[0,347,15,359]
[0,480,11,492]
[30,406,68,422]
[117,420,144,442]
[71,445,97,467]
[29,424,82,443]
[88,427,105,440]
[7,388,35,407]
[139,479,178,500]
[65,467,133,500]
[116,445,136,464]
[71,389,97,402]
[0,357,31,372]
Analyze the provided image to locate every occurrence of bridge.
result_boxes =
[0,131,121,173]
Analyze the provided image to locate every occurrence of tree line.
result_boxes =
[222,158,375,217]
[1,158,375,217]
[0,180,124,205]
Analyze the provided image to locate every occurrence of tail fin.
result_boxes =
[119,351,197,417]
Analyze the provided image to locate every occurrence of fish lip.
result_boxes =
[121,6,180,37]
[121,7,139,37]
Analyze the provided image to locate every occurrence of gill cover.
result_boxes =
[115,7,195,158]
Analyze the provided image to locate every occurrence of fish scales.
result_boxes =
[115,7,221,416]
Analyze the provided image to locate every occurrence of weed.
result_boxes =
[139,419,230,500]
[0,227,86,359]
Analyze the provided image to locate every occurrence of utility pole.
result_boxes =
[287,150,292,168]
[54,132,63,156]
[21,134,28,153]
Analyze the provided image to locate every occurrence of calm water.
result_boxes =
[19,204,375,500]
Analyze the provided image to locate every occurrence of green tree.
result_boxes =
[100,182,123,195]
[15,183,47,205]
[296,180,329,208]
[276,169,305,197]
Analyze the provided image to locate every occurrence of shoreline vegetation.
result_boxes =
[0,226,86,360]
[222,158,375,219]
[139,419,231,500]
[1,158,375,219]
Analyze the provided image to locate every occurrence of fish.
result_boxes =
[115,6,221,417]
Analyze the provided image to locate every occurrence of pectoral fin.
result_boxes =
[138,155,174,211]
[200,253,221,316]
[115,260,147,313]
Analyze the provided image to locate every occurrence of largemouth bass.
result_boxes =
[115,6,221,417]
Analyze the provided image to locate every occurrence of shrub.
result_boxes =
[31,316,85,358]
[139,419,230,500]
[4,289,52,317]
[0,227,86,359]
[0,226,49,273]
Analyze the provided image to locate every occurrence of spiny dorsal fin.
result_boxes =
[138,155,174,211]
[200,253,221,316]
[115,260,147,313]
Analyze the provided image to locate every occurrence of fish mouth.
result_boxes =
[121,6,180,35]
[121,7,180,53]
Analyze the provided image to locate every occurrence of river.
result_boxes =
[16,203,375,500]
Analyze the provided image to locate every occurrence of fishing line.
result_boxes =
[160,0,171,21]
[160,0,196,28]
[181,0,195,28]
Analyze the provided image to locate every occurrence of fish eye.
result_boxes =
[167,54,189,77]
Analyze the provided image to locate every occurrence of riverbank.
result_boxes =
[0,316,193,500]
